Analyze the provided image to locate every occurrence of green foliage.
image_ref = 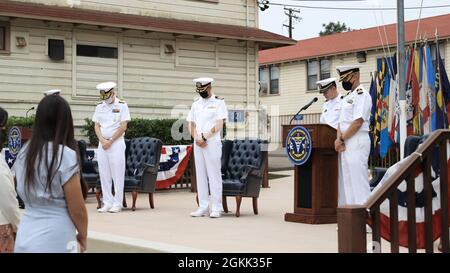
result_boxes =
[2,116,35,147]
[82,118,194,146]
[81,118,98,146]
[126,118,192,145]
[319,21,351,36]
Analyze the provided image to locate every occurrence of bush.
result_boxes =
[2,116,35,147]
[82,118,194,146]
[3,116,224,147]
[81,118,97,146]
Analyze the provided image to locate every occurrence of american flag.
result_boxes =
[4,149,16,168]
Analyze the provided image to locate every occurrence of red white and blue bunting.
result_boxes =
[156,145,192,189]
[371,142,450,249]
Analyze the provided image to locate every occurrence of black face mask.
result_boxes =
[199,91,209,98]
[342,80,353,91]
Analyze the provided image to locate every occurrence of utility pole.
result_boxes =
[283,8,301,39]
[397,0,407,159]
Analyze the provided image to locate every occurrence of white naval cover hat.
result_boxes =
[193,77,214,92]
[96,81,117,92]
[336,65,361,81]
[193,77,214,86]
[316,77,337,93]
[44,89,61,96]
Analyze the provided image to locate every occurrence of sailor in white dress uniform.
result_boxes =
[335,65,372,206]
[317,77,342,129]
[92,82,131,213]
[187,77,228,218]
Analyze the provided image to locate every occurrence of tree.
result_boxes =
[319,21,352,36]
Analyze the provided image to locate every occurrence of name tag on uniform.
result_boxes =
[113,108,120,113]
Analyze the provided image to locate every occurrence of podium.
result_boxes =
[18,127,32,141]
[283,124,338,224]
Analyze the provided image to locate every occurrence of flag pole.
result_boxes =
[397,0,407,160]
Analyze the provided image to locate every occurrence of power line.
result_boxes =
[257,1,450,11]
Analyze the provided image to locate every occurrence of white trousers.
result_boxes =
[338,132,371,206]
[97,138,126,208]
[194,139,223,213]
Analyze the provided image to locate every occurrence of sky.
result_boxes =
[258,0,450,40]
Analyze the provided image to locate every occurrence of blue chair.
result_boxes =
[123,137,163,211]
[221,139,268,217]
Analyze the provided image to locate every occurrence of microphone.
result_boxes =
[26,107,35,119]
[289,97,318,125]
[301,97,318,111]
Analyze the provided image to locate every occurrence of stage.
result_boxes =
[85,170,340,253]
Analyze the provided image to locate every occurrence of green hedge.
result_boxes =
[3,116,224,147]
[81,118,194,146]
[2,116,35,147]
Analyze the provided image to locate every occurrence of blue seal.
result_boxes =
[285,126,312,166]
[8,126,22,158]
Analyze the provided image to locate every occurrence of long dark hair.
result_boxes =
[24,95,87,199]
[0,106,8,150]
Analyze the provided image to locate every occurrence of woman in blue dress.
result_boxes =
[13,95,88,253]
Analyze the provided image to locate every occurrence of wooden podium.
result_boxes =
[283,124,338,224]
[18,127,32,141]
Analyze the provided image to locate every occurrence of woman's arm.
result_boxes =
[0,172,21,232]
[63,173,88,252]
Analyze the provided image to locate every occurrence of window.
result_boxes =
[320,59,331,80]
[307,58,331,90]
[259,67,269,94]
[307,60,318,90]
[259,64,280,95]
[77,44,118,59]
[0,27,4,50]
[0,21,10,53]
[270,66,279,94]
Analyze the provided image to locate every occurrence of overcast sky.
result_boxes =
[258,0,450,40]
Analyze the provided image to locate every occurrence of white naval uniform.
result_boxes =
[338,85,372,205]
[186,94,228,213]
[320,94,342,129]
[92,98,131,208]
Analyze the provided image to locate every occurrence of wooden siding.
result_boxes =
[11,0,257,28]
[0,18,260,139]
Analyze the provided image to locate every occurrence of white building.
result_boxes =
[0,0,294,139]
[259,14,450,145]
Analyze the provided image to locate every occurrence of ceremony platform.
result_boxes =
[86,170,340,253]
[85,170,442,253]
